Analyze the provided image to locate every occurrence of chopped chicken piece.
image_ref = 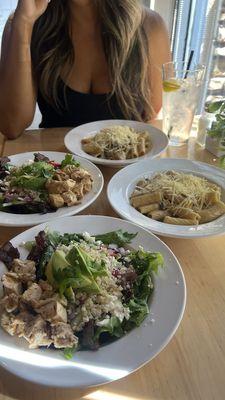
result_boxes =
[12,259,36,282]
[19,298,33,312]
[62,165,80,176]
[72,184,84,199]
[46,180,71,194]
[70,167,91,180]
[39,280,54,299]
[83,179,92,194]
[35,299,67,323]
[2,311,33,337]
[1,311,52,349]
[53,293,68,307]
[2,272,22,295]
[33,294,67,309]
[23,315,52,349]
[22,283,42,306]
[48,194,64,208]
[54,171,69,181]
[61,191,79,206]
[51,322,78,349]
[70,173,84,182]
[0,293,19,312]
[12,259,35,274]
[66,179,76,191]
[1,313,17,336]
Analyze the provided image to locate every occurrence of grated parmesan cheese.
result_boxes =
[134,171,221,212]
[95,126,139,150]
[83,125,151,160]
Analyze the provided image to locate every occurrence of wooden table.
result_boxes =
[0,123,224,400]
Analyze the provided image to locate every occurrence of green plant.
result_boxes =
[206,101,225,169]
[207,101,225,143]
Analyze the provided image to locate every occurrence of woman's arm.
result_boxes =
[144,9,172,118]
[0,0,49,139]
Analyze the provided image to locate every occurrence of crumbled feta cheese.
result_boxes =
[108,244,118,249]
[96,317,110,327]
[70,273,130,331]
[83,232,95,243]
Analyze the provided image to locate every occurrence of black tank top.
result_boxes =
[37,79,126,128]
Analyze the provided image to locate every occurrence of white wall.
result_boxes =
[150,0,175,35]
[0,0,18,42]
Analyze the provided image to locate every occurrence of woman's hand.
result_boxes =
[15,0,50,25]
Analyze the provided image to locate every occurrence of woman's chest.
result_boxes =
[64,34,111,94]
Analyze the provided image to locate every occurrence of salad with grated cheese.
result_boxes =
[0,229,163,358]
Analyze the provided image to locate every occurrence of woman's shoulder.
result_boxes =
[142,7,168,35]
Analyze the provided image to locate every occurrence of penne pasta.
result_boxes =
[81,138,92,145]
[82,143,102,157]
[113,151,127,160]
[138,203,159,214]
[171,207,200,221]
[204,191,220,205]
[81,125,152,160]
[130,192,162,207]
[131,144,139,158]
[137,137,146,156]
[164,216,198,225]
[164,191,184,204]
[136,179,147,187]
[139,131,149,140]
[148,210,168,221]
[130,170,225,225]
[198,201,225,223]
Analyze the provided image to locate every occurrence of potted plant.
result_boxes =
[205,101,225,157]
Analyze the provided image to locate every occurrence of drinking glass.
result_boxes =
[162,61,205,146]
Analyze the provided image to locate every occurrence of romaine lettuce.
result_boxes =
[123,299,149,330]
[94,316,124,340]
[46,244,108,296]
[61,154,80,168]
[95,230,137,247]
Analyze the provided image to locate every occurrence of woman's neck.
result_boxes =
[69,1,99,34]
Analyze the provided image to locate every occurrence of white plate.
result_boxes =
[0,152,103,227]
[0,216,186,388]
[64,119,169,167]
[107,158,225,238]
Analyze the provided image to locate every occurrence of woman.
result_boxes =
[0,0,171,139]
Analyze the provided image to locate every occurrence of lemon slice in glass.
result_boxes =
[163,80,181,92]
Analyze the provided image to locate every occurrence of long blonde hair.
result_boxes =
[31,0,152,121]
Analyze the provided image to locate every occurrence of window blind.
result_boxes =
[198,0,223,110]
[171,0,224,111]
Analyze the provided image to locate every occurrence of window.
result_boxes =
[172,0,224,111]
[0,0,17,45]
[172,0,209,66]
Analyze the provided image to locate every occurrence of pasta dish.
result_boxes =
[130,170,225,225]
[81,125,152,160]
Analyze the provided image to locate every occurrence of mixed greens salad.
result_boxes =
[0,229,164,357]
[0,153,81,214]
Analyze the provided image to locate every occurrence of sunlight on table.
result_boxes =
[85,390,138,400]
